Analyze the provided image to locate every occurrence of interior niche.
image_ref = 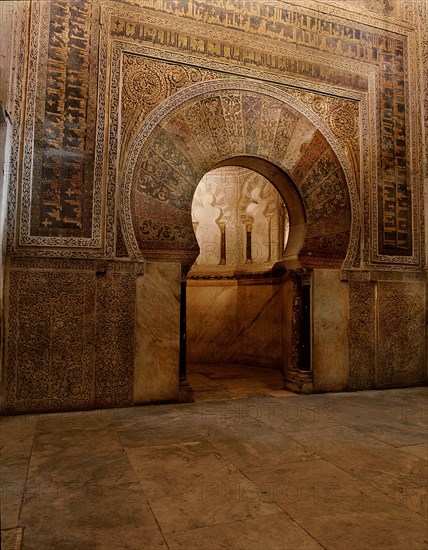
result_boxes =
[190,166,289,273]
[187,166,290,373]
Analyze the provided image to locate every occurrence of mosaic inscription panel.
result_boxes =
[32,0,94,237]
[126,79,352,261]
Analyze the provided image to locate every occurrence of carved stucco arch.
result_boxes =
[121,79,359,268]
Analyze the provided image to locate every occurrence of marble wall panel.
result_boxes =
[187,279,283,368]
[186,281,237,364]
[134,262,181,403]
[236,282,282,369]
[312,269,349,392]
[377,281,426,387]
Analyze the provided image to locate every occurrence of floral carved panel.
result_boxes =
[6,270,96,412]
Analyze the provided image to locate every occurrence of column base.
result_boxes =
[178,377,194,403]
[284,371,314,394]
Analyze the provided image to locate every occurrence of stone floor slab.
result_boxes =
[1,386,427,549]
[286,424,428,516]
[125,440,280,533]
[243,458,428,550]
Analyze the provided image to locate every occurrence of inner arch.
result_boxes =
[214,156,306,266]
[123,78,354,267]
[191,166,291,272]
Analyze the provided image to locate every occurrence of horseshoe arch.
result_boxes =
[121,79,359,269]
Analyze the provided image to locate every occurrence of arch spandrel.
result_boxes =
[121,79,358,267]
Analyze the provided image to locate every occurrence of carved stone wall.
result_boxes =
[5,268,96,412]
[94,266,136,407]
[348,281,377,389]
[1,0,427,412]
[347,274,426,390]
[2,259,138,413]
[377,280,426,386]
[8,0,424,266]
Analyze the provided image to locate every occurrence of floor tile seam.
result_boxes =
[127,437,289,543]
[195,439,320,498]
[392,440,428,450]
[118,439,213,451]
[229,397,299,429]
[322,394,402,411]
[241,456,425,518]
[286,443,428,471]
[205,437,323,472]
[177,510,287,531]
[224,415,299,436]
[301,453,428,520]
[222,450,329,548]
[232,395,350,427]
[141,496,171,550]
[355,417,428,428]
[114,428,171,550]
[160,510,303,538]
[285,431,426,468]
[394,443,428,460]
[256,472,427,528]
[285,426,423,452]
[251,420,346,435]
[192,384,233,393]
[240,457,326,479]
[114,414,194,428]
[257,433,326,463]
[312,394,396,421]
[379,490,428,520]
[179,396,269,413]
[351,426,427,448]
[327,406,425,419]
[201,438,266,473]
[263,499,329,550]
[197,410,352,435]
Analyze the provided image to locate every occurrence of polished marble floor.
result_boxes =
[187,363,293,401]
[1,383,427,549]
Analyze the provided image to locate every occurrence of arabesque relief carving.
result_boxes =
[5,259,139,413]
